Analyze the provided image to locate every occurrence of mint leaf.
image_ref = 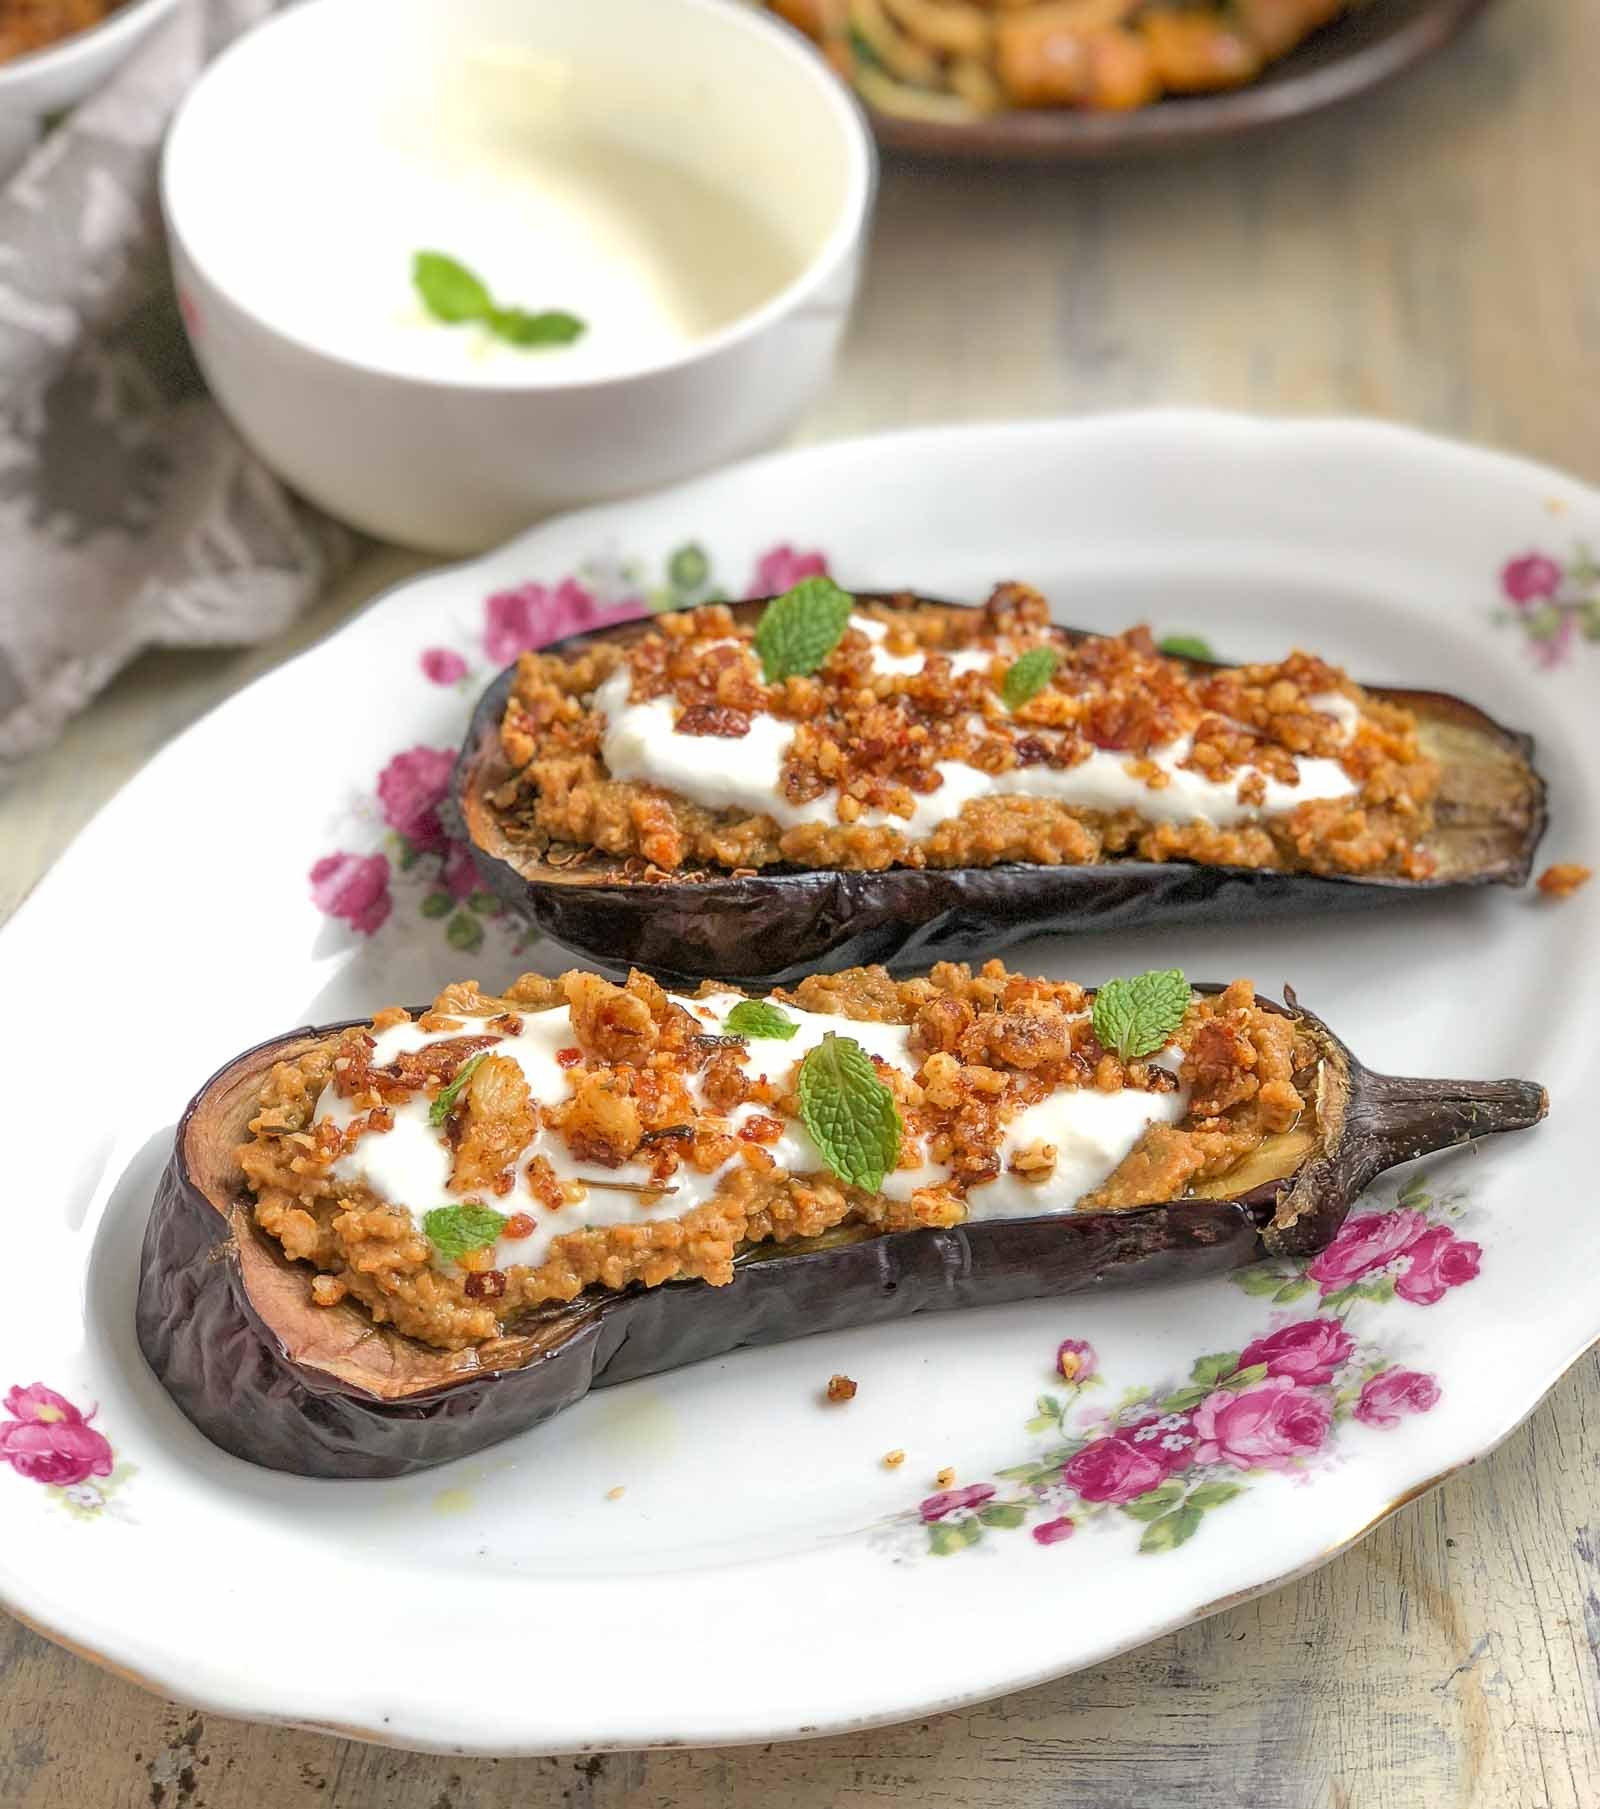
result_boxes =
[724,1000,798,1040]
[413,251,493,324]
[1001,647,1059,710]
[491,306,585,347]
[413,251,586,350]
[753,577,855,683]
[797,1032,902,1192]
[1158,634,1216,661]
[429,1051,488,1127]
[423,1202,507,1263]
[1091,968,1191,1061]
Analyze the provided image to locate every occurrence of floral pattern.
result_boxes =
[306,541,831,954]
[1496,545,1600,666]
[891,1173,1473,1558]
[0,1384,132,1521]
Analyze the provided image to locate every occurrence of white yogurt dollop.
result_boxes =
[594,663,1358,841]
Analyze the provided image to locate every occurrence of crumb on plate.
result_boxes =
[883,1448,906,1469]
[605,1485,625,1501]
[935,1466,956,1489]
[1538,862,1592,898]
[826,1373,858,1403]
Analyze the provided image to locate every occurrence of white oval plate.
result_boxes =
[0,413,1592,1755]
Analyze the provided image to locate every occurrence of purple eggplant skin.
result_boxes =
[448,595,1549,990]
[135,995,1546,1480]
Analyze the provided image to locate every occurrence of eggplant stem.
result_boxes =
[1347,1070,1548,1175]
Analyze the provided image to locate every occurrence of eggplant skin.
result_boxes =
[135,1001,1546,1480]
[450,596,1549,989]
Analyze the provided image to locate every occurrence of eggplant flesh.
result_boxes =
[451,595,1549,989]
[136,994,1545,1480]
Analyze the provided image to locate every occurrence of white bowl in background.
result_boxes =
[0,0,181,177]
[162,0,875,553]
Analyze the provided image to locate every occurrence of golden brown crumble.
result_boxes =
[1537,862,1592,898]
[490,585,1439,879]
[240,962,1316,1354]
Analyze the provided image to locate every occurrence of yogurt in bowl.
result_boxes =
[163,0,874,551]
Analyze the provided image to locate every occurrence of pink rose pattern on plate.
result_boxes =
[0,1384,131,1520]
[900,1173,1474,1559]
[1496,544,1600,666]
[307,542,830,956]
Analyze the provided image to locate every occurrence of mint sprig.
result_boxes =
[1158,634,1216,662]
[492,306,585,347]
[753,577,855,683]
[724,1000,799,1040]
[423,1202,508,1264]
[413,252,586,351]
[429,1051,488,1127]
[1092,969,1191,1061]
[1001,647,1059,710]
[797,1032,902,1192]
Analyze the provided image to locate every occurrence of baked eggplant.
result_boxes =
[136,987,1544,1480]
[451,593,1547,989]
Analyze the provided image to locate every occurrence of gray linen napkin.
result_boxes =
[0,0,356,784]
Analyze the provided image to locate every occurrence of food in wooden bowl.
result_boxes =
[137,962,1545,1477]
[452,582,1546,986]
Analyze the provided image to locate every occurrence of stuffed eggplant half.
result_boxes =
[453,582,1546,987]
[137,961,1546,1478]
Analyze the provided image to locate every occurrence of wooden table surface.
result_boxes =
[4,4,1598,1803]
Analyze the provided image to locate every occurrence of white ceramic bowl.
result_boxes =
[0,0,180,177]
[162,0,875,553]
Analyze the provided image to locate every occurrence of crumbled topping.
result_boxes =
[240,962,1316,1354]
[1537,862,1591,898]
[492,586,1439,879]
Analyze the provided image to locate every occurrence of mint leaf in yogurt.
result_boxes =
[724,1000,799,1040]
[423,1202,507,1264]
[413,251,494,324]
[413,252,587,350]
[491,306,585,347]
[429,1051,488,1127]
[1091,968,1191,1061]
[797,1032,902,1193]
[753,577,855,683]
